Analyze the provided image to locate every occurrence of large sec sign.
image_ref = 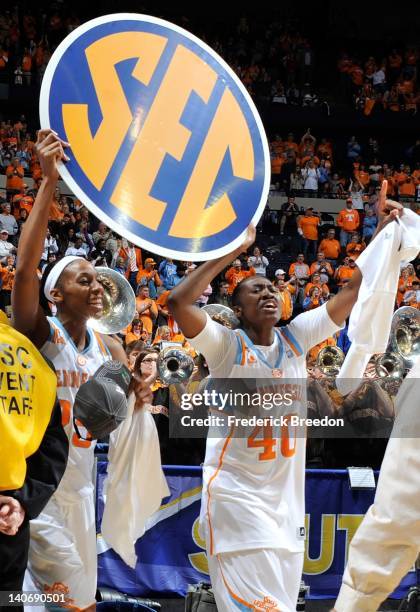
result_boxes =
[40,14,270,260]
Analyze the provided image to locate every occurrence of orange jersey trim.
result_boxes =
[207,425,235,555]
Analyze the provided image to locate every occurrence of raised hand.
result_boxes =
[35,129,70,181]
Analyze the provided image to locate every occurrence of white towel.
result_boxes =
[336,210,420,395]
[101,393,170,567]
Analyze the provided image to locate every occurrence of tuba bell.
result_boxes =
[375,352,405,379]
[316,346,345,376]
[87,267,137,335]
[389,306,420,370]
[202,304,239,329]
[157,346,194,384]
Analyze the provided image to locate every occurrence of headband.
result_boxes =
[43,256,83,302]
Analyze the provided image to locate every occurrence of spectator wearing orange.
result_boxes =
[156,289,179,336]
[337,198,360,247]
[303,286,326,310]
[270,149,284,187]
[48,191,64,222]
[397,267,417,306]
[317,138,333,161]
[318,229,341,265]
[308,336,337,364]
[5,158,24,199]
[349,63,364,88]
[335,257,357,287]
[136,257,162,299]
[355,163,370,188]
[297,207,320,261]
[310,252,334,282]
[152,325,172,344]
[398,170,417,199]
[135,285,158,335]
[393,163,407,188]
[225,259,256,294]
[346,232,366,261]
[284,132,299,154]
[0,255,15,312]
[305,272,329,298]
[276,280,293,323]
[402,279,420,309]
[12,184,34,218]
[22,48,32,78]
[125,319,146,345]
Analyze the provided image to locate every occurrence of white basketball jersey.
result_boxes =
[202,327,307,556]
[41,317,111,499]
[187,305,342,556]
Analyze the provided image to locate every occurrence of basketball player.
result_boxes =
[168,206,402,610]
[12,130,151,610]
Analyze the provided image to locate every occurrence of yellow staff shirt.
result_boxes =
[0,323,57,490]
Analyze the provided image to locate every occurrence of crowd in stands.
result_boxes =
[0,116,418,468]
[338,47,419,115]
[269,129,420,202]
[0,6,321,109]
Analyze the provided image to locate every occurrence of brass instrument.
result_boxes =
[374,352,404,379]
[202,304,239,329]
[87,267,136,335]
[316,346,345,376]
[157,346,194,384]
[389,306,420,369]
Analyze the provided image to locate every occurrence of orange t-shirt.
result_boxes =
[156,290,177,334]
[318,239,341,260]
[356,170,370,187]
[0,267,15,291]
[125,331,143,345]
[298,216,320,240]
[12,194,34,217]
[305,282,329,297]
[397,276,417,306]
[135,297,158,333]
[310,261,334,276]
[309,337,336,363]
[136,268,162,287]
[337,209,360,232]
[336,266,355,286]
[399,177,417,197]
[48,199,63,221]
[346,241,366,260]
[288,262,310,277]
[6,165,24,191]
[271,156,284,174]
[278,289,293,320]
[22,54,32,72]
[225,267,256,294]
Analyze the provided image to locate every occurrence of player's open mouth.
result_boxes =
[261,300,278,310]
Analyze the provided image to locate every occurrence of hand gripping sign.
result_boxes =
[39,14,270,261]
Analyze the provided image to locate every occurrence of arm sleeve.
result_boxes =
[5,398,69,519]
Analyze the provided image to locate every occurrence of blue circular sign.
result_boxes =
[40,14,270,260]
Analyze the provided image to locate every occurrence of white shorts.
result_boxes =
[207,547,304,612]
[23,493,97,610]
